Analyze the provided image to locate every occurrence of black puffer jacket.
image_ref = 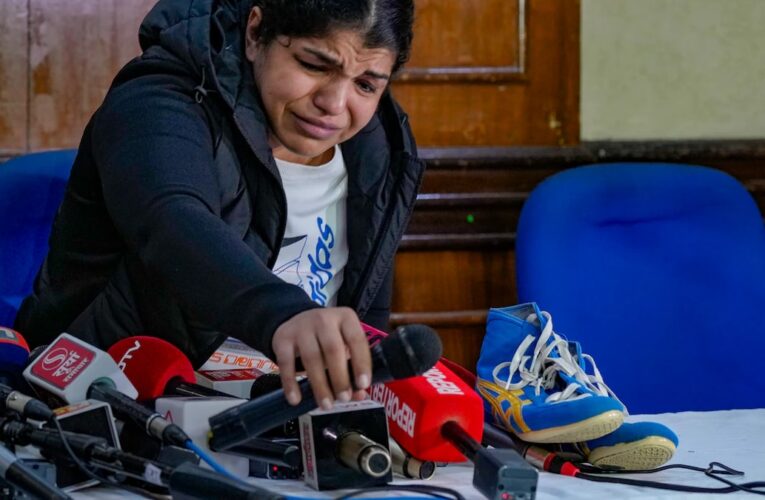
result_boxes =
[15,0,425,367]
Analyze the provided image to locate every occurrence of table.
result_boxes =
[73,408,765,499]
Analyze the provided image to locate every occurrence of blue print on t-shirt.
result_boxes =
[307,217,335,306]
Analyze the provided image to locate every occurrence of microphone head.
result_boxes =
[381,325,442,379]
[23,333,138,405]
[108,336,195,401]
[249,372,283,399]
[0,327,30,374]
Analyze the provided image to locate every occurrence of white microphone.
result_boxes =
[23,333,137,406]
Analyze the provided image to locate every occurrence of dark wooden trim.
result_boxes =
[400,233,515,250]
[395,66,526,83]
[415,192,527,208]
[420,140,765,169]
[390,309,489,328]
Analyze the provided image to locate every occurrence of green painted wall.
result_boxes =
[581,0,765,140]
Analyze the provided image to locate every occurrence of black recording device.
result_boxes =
[43,400,121,490]
[249,439,302,481]
[299,400,392,491]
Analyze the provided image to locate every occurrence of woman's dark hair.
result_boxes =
[251,0,415,73]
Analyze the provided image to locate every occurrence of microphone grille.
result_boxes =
[382,324,442,379]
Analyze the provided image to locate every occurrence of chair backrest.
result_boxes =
[0,150,77,326]
[515,162,765,413]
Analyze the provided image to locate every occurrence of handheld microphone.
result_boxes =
[0,443,71,500]
[361,323,483,462]
[23,333,189,447]
[441,421,539,500]
[107,336,231,400]
[224,438,301,469]
[208,324,442,451]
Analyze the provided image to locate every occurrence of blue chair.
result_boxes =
[515,162,765,413]
[0,150,77,327]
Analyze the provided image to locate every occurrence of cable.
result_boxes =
[50,417,156,499]
[184,439,238,480]
[703,462,765,496]
[335,484,466,500]
[577,469,765,495]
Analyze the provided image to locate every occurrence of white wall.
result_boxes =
[581,0,765,140]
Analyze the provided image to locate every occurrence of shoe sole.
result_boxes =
[515,410,624,444]
[587,436,676,470]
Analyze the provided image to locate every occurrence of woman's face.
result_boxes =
[245,8,396,166]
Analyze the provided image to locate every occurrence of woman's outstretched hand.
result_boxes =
[272,307,372,409]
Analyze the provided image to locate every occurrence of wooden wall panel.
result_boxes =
[391,249,518,371]
[0,0,29,153]
[391,0,580,147]
[405,0,522,70]
[28,0,155,150]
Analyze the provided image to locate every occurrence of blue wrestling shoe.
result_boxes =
[476,303,625,444]
[550,342,678,469]
[579,421,679,470]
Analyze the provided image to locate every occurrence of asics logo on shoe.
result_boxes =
[476,379,532,434]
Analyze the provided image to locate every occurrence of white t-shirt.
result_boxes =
[271,145,348,307]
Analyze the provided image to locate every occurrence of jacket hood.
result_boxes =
[138,0,250,110]
[136,0,418,159]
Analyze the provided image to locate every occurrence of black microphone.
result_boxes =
[0,443,71,500]
[169,461,285,500]
[224,437,302,469]
[0,383,55,423]
[208,325,443,451]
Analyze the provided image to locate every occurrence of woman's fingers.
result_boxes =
[318,324,353,403]
[271,307,371,409]
[298,333,334,410]
[340,311,372,391]
[273,339,299,405]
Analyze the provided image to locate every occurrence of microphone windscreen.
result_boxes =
[249,372,283,399]
[0,327,30,373]
[108,336,195,401]
[381,325,442,379]
[372,360,484,462]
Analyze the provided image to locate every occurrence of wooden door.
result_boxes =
[389,0,581,371]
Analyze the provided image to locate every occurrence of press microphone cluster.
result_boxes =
[207,324,443,451]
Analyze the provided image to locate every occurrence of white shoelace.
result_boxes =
[491,311,624,408]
